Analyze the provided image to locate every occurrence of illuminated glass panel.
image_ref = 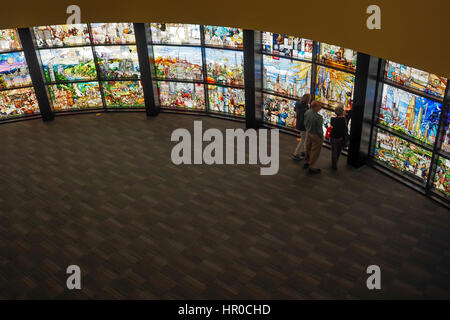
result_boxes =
[102,81,144,107]
[153,46,203,81]
[158,81,205,110]
[39,47,97,82]
[95,45,140,79]
[208,85,245,116]
[374,129,432,181]
[318,43,357,72]
[48,82,102,111]
[262,32,313,60]
[33,24,91,48]
[378,84,442,145]
[262,93,296,128]
[205,48,244,86]
[0,87,39,119]
[385,61,447,98]
[150,23,201,45]
[319,108,335,140]
[91,23,136,44]
[434,157,450,198]
[315,66,355,110]
[442,113,450,154]
[0,52,32,89]
[263,55,311,98]
[0,29,21,52]
[204,26,243,49]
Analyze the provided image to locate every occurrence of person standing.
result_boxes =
[329,106,348,170]
[304,101,324,174]
[291,93,311,161]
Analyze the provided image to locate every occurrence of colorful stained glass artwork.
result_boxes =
[0,87,40,119]
[262,93,296,128]
[0,29,21,52]
[319,43,357,72]
[33,24,90,48]
[48,82,102,111]
[153,46,203,81]
[208,85,245,116]
[205,48,244,86]
[319,108,335,140]
[95,45,140,79]
[158,81,205,110]
[442,113,450,154]
[150,23,201,45]
[102,81,144,107]
[385,61,447,98]
[262,32,313,60]
[374,129,432,181]
[39,47,97,82]
[204,26,243,49]
[91,23,135,44]
[378,84,442,145]
[263,55,311,98]
[434,157,450,198]
[0,52,32,89]
[315,66,355,110]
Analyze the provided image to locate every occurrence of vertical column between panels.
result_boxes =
[200,25,210,114]
[243,29,261,129]
[134,23,159,117]
[367,59,386,157]
[347,52,380,167]
[17,28,54,122]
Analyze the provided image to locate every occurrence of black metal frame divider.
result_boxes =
[17,27,54,122]
[134,23,159,117]
[347,53,380,167]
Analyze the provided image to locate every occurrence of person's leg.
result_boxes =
[292,131,307,160]
[309,134,323,170]
[331,138,338,169]
[335,138,343,164]
[299,131,307,155]
[304,132,312,168]
[293,139,302,156]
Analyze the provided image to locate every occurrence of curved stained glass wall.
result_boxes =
[150,23,245,117]
[0,29,40,120]
[0,22,448,206]
[371,60,449,203]
[33,23,144,112]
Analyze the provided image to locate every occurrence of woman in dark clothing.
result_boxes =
[330,105,348,170]
[291,93,311,161]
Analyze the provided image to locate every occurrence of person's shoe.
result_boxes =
[291,154,301,161]
[303,163,309,169]
[309,168,321,174]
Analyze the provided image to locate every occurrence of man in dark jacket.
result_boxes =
[291,93,311,161]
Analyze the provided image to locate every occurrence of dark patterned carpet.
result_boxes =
[0,112,449,299]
